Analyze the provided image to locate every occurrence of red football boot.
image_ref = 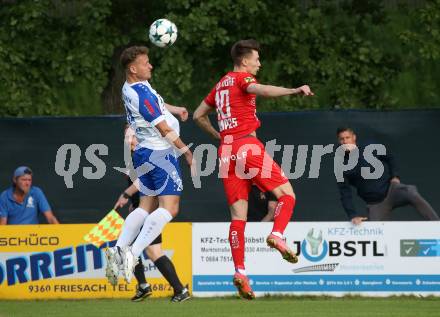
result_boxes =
[233,272,255,300]
[266,233,298,263]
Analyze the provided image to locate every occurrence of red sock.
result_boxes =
[272,195,296,234]
[229,220,246,270]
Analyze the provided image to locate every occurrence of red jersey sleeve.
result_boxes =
[236,73,258,92]
[204,86,216,108]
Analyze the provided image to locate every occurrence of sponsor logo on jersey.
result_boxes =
[26,196,34,208]
[244,76,255,83]
[144,99,155,115]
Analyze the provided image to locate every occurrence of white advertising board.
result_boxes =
[192,222,440,296]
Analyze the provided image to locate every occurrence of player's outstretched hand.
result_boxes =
[184,150,197,177]
[114,194,129,210]
[296,85,314,96]
[390,177,400,184]
[178,107,189,122]
[190,157,197,177]
[351,216,368,226]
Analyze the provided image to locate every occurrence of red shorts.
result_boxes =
[218,136,288,205]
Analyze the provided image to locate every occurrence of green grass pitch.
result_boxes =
[0,296,439,317]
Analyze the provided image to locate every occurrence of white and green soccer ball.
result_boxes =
[148,19,178,48]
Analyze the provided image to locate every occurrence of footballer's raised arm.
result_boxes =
[193,101,221,140]
[165,103,189,122]
[246,83,314,97]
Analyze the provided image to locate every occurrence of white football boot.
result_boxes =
[104,247,121,286]
[121,246,137,283]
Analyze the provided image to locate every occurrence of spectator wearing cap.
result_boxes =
[0,166,59,225]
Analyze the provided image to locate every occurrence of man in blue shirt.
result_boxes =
[0,166,59,225]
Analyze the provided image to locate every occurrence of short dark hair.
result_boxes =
[336,127,355,136]
[120,46,149,70]
[231,39,260,66]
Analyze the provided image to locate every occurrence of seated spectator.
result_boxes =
[0,166,59,225]
[336,127,439,225]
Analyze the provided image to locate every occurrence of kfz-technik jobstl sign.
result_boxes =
[192,222,440,297]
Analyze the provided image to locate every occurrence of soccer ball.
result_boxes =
[148,19,178,48]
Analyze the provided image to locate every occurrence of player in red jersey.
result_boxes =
[193,39,313,299]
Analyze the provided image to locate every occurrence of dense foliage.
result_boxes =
[0,0,439,116]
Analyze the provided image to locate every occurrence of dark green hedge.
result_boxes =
[0,0,439,116]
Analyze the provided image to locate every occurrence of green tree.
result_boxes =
[0,0,438,116]
[0,0,120,116]
[143,0,398,110]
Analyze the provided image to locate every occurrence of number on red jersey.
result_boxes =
[215,90,231,119]
[204,72,261,139]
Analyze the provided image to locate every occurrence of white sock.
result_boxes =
[116,208,149,248]
[236,268,247,275]
[131,207,173,257]
[271,231,283,238]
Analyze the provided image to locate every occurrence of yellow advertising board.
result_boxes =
[0,223,192,299]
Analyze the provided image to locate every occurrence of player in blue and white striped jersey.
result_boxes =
[105,46,193,300]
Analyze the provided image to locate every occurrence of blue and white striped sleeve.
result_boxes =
[131,84,165,126]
